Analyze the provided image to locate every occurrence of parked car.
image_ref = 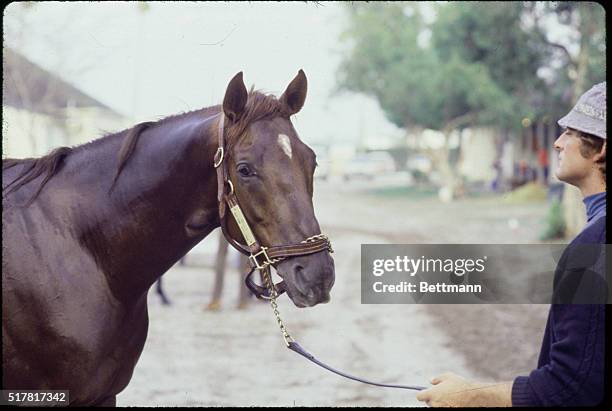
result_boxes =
[406,153,433,185]
[343,151,395,181]
[405,153,432,173]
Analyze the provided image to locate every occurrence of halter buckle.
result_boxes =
[249,247,273,270]
[213,147,224,168]
[226,180,234,196]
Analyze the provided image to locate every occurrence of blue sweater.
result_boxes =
[512,192,606,406]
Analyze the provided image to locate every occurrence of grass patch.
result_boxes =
[366,185,438,199]
[539,199,566,240]
[502,182,547,203]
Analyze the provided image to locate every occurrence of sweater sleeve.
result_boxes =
[511,304,605,406]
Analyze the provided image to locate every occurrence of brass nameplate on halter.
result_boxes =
[229,203,257,247]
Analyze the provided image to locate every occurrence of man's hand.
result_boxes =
[416,372,476,407]
[415,372,513,407]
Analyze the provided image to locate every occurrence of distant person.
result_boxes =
[538,146,550,183]
[416,82,606,407]
[491,158,501,192]
[519,159,528,184]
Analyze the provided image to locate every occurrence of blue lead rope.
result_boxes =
[287,341,427,391]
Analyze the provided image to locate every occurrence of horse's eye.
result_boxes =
[237,164,252,177]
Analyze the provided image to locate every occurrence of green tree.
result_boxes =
[336,2,548,199]
[431,2,551,125]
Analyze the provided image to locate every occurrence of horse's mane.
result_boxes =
[3,88,286,205]
[3,147,72,205]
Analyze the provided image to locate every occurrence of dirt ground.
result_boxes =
[118,180,552,406]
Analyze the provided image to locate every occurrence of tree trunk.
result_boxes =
[435,132,460,202]
[430,113,475,202]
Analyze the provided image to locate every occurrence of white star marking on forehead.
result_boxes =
[278,134,292,159]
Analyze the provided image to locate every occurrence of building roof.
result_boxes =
[2,48,122,117]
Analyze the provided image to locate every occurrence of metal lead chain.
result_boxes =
[262,266,294,346]
[262,233,332,346]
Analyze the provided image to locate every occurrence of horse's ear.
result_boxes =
[280,69,307,116]
[223,72,248,122]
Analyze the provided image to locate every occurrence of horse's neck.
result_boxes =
[76,112,222,302]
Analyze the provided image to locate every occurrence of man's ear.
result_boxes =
[223,72,248,123]
[594,141,606,163]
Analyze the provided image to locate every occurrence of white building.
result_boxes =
[2,48,129,159]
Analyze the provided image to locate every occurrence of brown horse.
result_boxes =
[2,70,335,406]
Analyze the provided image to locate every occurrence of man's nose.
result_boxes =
[553,135,563,151]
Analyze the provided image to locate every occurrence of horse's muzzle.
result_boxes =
[278,252,335,307]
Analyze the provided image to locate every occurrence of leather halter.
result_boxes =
[214,113,333,299]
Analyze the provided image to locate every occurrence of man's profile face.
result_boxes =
[553,128,594,186]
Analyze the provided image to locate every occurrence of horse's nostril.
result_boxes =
[293,264,310,295]
[294,264,306,282]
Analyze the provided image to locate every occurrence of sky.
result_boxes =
[3,1,579,151]
[3,1,406,149]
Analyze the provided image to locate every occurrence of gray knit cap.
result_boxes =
[558,82,606,139]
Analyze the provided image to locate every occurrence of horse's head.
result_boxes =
[220,70,334,308]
